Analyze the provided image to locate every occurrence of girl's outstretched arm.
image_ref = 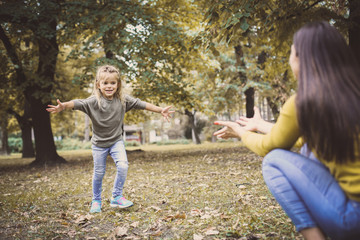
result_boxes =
[46,99,74,114]
[144,103,175,122]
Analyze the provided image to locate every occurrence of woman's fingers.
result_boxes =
[236,117,248,126]
[253,106,261,119]
[213,126,227,136]
[213,127,230,139]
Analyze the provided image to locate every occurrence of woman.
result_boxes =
[214,21,360,240]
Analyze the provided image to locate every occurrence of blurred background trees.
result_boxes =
[0,0,358,165]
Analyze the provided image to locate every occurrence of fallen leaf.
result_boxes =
[200,214,211,219]
[193,233,203,240]
[163,215,175,222]
[115,226,128,237]
[174,212,186,219]
[74,214,93,225]
[150,230,162,236]
[67,230,76,238]
[149,205,162,212]
[220,213,231,220]
[204,227,219,236]
[190,209,202,217]
[130,221,139,228]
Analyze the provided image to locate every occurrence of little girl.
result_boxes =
[47,65,174,213]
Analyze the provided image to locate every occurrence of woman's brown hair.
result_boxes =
[295,21,360,163]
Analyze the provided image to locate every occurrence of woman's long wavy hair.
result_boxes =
[294,21,360,163]
[92,65,126,108]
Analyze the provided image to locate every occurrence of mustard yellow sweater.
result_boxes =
[241,95,360,201]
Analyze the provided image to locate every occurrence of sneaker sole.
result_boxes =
[110,203,134,208]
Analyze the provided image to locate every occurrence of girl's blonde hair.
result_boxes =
[92,65,126,108]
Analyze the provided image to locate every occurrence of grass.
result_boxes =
[0,142,301,239]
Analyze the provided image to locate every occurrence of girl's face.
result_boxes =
[97,74,118,100]
[289,44,300,79]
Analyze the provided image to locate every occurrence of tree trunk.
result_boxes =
[0,1,65,165]
[0,115,11,155]
[21,100,35,158]
[84,114,90,142]
[349,0,360,63]
[102,16,126,60]
[266,97,280,120]
[28,18,65,166]
[21,122,34,158]
[103,28,116,60]
[185,109,201,144]
[234,44,255,118]
[29,96,65,166]
[244,87,255,118]
[7,100,35,158]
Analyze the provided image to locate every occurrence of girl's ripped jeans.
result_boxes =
[91,140,128,201]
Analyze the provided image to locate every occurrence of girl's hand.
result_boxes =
[46,99,65,114]
[161,106,175,122]
[213,121,245,139]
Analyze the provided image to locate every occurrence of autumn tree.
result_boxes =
[62,0,208,144]
[200,0,356,118]
[0,0,66,165]
[1,0,211,156]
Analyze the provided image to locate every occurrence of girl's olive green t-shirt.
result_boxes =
[73,95,146,148]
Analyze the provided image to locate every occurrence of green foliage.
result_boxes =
[61,0,205,111]
[55,138,92,151]
[125,141,140,147]
[1,0,355,158]
[8,137,24,153]
[195,0,352,119]
[9,137,140,152]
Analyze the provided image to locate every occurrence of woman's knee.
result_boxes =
[263,149,288,166]
[262,149,293,180]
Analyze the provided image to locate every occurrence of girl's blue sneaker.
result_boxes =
[110,196,133,208]
[90,200,102,213]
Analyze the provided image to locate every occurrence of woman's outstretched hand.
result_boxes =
[236,107,274,134]
[236,107,262,132]
[46,99,65,114]
[213,121,245,139]
[161,106,175,122]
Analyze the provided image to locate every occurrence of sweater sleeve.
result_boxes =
[125,95,146,112]
[241,95,301,157]
[72,96,97,115]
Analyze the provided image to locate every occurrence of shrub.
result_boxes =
[55,138,92,151]
[8,137,23,153]
[155,139,191,145]
[125,141,140,147]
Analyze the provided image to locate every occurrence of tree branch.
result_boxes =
[305,0,325,12]
[0,25,27,85]
[7,108,22,124]
[285,0,325,20]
